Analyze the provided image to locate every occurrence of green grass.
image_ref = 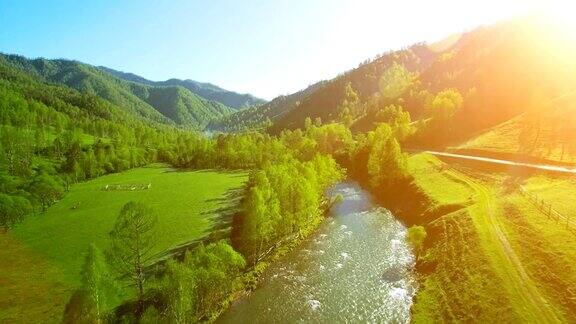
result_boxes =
[457,115,576,163]
[412,209,515,323]
[408,153,566,322]
[458,116,521,153]
[408,153,473,206]
[11,164,247,284]
[409,154,516,321]
[501,193,576,318]
[0,234,71,323]
[0,165,247,322]
[523,175,576,217]
[1,164,246,322]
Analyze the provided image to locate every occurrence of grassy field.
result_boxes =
[409,153,571,322]
[457,115,576,164]
[0,164,247,323]
[0,234,71,323]
[408,153,472,207]
[523,175,576,217]
[502,194,576,315]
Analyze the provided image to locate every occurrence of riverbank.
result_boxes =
[207,200,329,322]
[365,153,518,321]
[388,153,572,322]
[217,182,416,322]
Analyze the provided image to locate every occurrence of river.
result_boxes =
[218,181,417,323]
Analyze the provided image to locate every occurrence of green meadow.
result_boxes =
[0,165,246,322]
[11,164,247,283]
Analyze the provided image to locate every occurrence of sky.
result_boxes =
[0,0,564,99]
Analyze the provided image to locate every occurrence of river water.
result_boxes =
[218,182,417,323]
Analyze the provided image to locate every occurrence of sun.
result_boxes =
[542,2,576,40]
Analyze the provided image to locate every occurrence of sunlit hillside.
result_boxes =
[2,3,576,323]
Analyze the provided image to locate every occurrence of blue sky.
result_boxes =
[0,0,552,99]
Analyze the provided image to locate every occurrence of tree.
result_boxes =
[430,88,463,122]
[0,194,32,231]
[158,241,245,322]
[519,91,547,155]
[161,259,197,323]
[366,124,409,189]
[375,105,414,141]
[239,171,279,260]
[62,140,84,182]
[338,82,359,126]
[185,241,246,318]
[28,174,64,212]
[407,225,427,258]
[108,201,158,317]
[82,244,119,322]
[304,117,313,131]
[1,126,33,177]
[64,244,120,323]
[379,62,415,100]
[62,290,94,324]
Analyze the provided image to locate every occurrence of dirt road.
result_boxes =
[425,150,576,175]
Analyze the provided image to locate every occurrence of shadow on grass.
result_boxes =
[151,186,246,264]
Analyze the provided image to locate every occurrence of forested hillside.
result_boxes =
[213,17,576,151]
[0,54,233,129]
[101,66,267,109]
[207,81,327,132]
[0,56,183,229]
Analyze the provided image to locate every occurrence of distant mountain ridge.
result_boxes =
[0,53,232,129]
[207,81,327,132]
[99,66,267,110]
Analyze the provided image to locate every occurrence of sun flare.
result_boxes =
[542,2,576,39]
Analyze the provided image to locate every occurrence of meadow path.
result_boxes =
[425,151,576,175]
[446,167,564,323]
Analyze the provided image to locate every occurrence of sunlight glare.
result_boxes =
[543,1,576,40]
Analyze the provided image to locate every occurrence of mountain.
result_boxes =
[0,54,232,129]
[206,81,327,132]
[269,43,438,132]
[210,43,438,133]
[145,86,231,126]
[100,66,267,110]
[229,16,574,143]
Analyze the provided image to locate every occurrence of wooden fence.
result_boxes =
[519,186,575,232]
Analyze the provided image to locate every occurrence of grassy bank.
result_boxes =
[208,205,329,322]
[405,153,573,322]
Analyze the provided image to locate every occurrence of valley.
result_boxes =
[2,4,576,323]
